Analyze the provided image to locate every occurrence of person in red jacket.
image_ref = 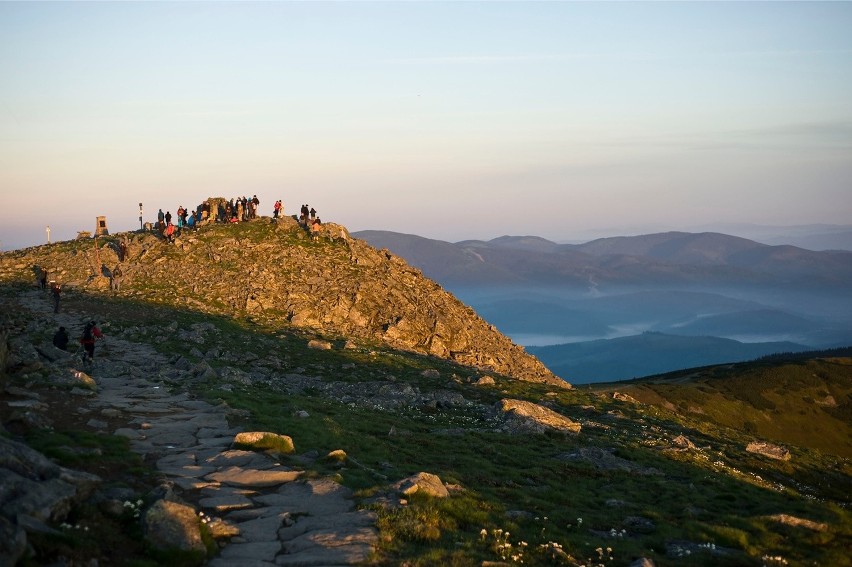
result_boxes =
[80,320,104,364]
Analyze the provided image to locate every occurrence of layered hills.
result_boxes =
[528,332,811,383]
[1,217,851,566]
[354,230,852,288]
[0,217,563,388]
[355,230,852,381]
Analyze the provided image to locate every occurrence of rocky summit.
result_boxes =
[0,213,565,389]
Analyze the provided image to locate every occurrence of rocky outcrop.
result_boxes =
[0,436,102,565]
[0,215,567,388]
[491,399,581,434]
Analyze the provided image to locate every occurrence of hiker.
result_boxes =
[110,265,122,291]
[300,204,309,226]
[252,195,260,218]
[273,200,282,219]
[164,222,176,244]
[119,239,128,262]
[50,282,61,313]
[157,209,165,230]
[310,218,323,241]
[187,212,196,231]
[38,267,48,290]
[310,207,316,221]
[165,211,172,226]
[79,320,104,364]
[52,326,69,350]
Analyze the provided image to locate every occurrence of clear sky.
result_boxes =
[1,1,851,250]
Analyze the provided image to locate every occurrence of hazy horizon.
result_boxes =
[2,2,851,251]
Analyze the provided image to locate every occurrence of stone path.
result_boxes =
[24,289,379,566]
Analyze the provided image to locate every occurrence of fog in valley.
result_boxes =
[453,284,852,384]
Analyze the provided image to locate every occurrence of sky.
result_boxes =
[1,1,851,251]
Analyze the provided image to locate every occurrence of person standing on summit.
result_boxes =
[251,195,260,219]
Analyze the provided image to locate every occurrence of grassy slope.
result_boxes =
[599,358,852,459]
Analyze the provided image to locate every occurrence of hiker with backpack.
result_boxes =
[80,321,104,364]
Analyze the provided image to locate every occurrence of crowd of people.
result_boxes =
[149,196,324,243]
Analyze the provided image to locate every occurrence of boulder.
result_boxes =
[612,392,639,404]
[672,435,697,450]
[234,431,295,455]
[746,441,791,461]
[54,368,97,391]
[144,499,206,553]
[492,399,581,435]
[393,472,449,499]
[475,375,495,386]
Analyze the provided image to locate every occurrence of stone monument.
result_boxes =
[95,216,109,237]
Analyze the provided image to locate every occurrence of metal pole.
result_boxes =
[46,226,51,244]
[139,202,143,230]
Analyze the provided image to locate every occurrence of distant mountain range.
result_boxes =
[694,223,852,251]
[527,332,811,384]
[354,230,852,289]
[354,229,852,381]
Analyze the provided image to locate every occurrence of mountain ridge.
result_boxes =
[354,229,852,288]
[0,217,565,388]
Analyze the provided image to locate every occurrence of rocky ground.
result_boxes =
[1,287,380,566]
[2,284,572,567]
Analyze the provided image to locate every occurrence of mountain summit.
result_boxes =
[0,215,565,388]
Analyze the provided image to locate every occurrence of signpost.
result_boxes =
[46,226,51,244]
[139,202,143,230]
